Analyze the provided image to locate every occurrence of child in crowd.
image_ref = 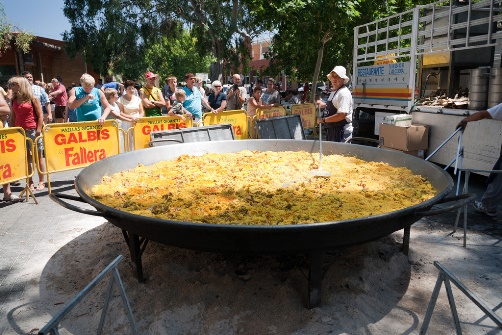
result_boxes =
[246,86,275,118]
[169,89,190,121]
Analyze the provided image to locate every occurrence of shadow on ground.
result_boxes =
[33,223,413,334]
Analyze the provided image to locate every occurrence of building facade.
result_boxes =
[0,35,98,88]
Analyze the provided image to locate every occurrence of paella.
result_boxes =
[90,150,436,225]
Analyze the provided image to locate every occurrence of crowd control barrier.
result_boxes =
[129,116,193,151]
[0,127,36,202]
[36,120,121,194]
[202,110,249,139]
[256,106,287,120]
[291,103,317,132]
[249,106,287,139]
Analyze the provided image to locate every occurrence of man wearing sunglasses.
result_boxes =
[182,73,205,125]
[140,72,165,117]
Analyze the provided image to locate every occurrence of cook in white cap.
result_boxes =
[316,66,353,142]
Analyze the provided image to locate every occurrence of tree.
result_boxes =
[0,2,34,55]
[63,0,149,79]
[145,28,215,82]
[62,0,266,80]
[248,0,437,101]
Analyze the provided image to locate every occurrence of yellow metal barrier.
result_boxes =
[130,116,193,150]
[38,120,121,193]
[291,103,317,130]
[0,127,36,202]
[256,106,287,120]
[203,110,249,140]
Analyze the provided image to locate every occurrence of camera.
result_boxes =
[232,84,239,91]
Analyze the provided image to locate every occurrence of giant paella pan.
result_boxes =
[51,140,473,307]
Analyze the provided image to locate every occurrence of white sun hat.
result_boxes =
[327,66,349,84]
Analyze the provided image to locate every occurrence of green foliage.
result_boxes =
[62,0,265,80]
[0,3,35,54]
[145,29,215,82]
[248,0,438,84]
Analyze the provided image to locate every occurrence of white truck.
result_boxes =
[352,0,502,174]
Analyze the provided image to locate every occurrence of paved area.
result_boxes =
[0,164,500,334]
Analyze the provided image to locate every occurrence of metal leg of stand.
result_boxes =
[402,226,410,255]
[308,250,323,309]
[122,229,146,282]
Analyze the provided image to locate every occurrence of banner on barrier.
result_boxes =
[291,103,316,129]
[0,127,30,184]
[256,106,286,120]
[133,116,193,150]
[202,110,248,139]
[42,120,120,172]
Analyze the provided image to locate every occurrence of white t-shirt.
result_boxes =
[488,103,502,121]
[326,87,353,136]
[119,95,142,116]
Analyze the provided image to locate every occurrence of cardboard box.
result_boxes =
[383,114,412,127]
[379,123,429,151]
[382,146,425,159]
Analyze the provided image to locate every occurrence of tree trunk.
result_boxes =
[310,46,324,103]
[310,30,332,103]
[210,61,223,82]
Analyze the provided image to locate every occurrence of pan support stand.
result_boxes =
[402,226,410,255]
[308,250,324,308]
[121,229,149,282]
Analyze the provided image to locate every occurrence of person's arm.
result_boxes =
[227,87,236,99]
[164,98,172,113]
[456,110,492,129]
[215,98,227,113]
[138,98,146,118]
[32,98,44,135]
[153,90,166,108]
[0,93,9,116]
[201,95,212,111]
[39,89,50,106]
[140,89,156,109]
[118,82,124,95]
[46,102,53,123]
[316,99,327,109]
[237,88,246,104]
[98,90,112,123]
[320,112,346,124]
[248,97,259,109]
[68,88,94,109]
[9,102,15,126]
[114,102,135,122]
[48,86,64,98]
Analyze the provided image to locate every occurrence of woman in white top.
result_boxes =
[119,80,145,150]
[104,87,139,152]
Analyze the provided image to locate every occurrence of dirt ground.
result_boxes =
[36,213,501,335]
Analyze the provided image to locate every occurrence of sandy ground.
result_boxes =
[31,215,501,335]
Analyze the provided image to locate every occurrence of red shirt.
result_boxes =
[13,100,37,129]
[51,83,68,106]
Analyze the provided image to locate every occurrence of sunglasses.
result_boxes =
[214,85,221,88]
[8,82,18,88]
